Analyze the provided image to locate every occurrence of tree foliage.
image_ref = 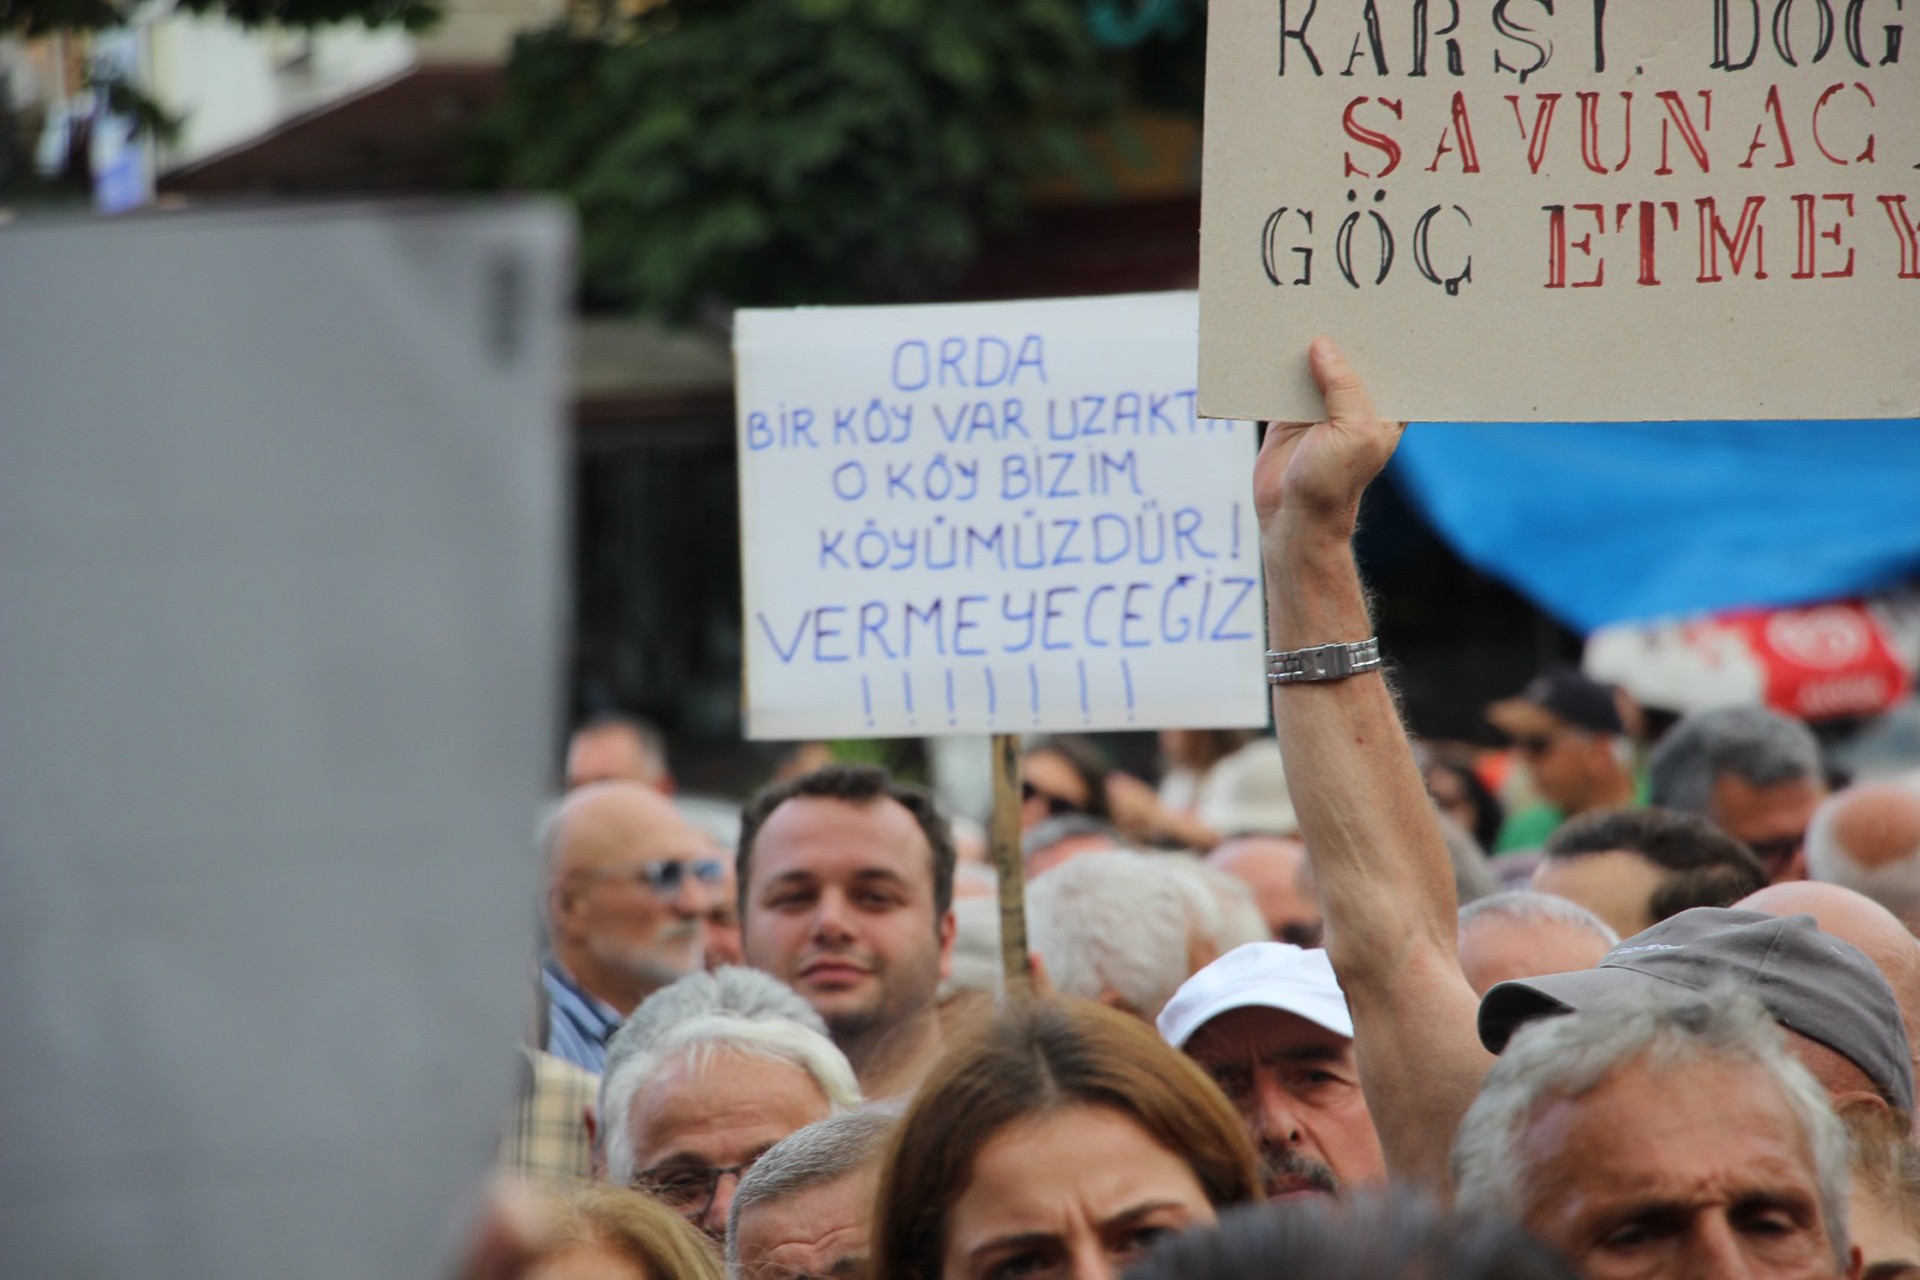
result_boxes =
[468,0,1126,318]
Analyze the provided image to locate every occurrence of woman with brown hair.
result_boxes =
[1020,735,1117,831]
[873,998,1259,1280]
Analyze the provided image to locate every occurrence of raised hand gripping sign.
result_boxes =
[736,292,1268,741]
[1198,0,1920,423]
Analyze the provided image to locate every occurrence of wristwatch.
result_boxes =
[1265,638,1383,684]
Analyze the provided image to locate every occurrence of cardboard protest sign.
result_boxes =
[736,292,1268,740]
[1199,0,1920,422]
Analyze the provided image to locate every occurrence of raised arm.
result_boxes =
[1254,339,1492,1194]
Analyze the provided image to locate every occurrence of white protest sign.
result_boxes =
[1198,0,1920,423]
[736,292,1268,741]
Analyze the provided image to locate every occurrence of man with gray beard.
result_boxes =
[1158,943,1386,1200]
[541,781,726,1072]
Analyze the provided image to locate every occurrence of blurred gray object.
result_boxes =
[0,200,573,1278]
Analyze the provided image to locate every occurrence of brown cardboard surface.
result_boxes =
[1198,1,1920,422]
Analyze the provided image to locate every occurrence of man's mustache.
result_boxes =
[1259,1145,1339,1197]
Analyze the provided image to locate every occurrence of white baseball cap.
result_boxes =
[1156,942,1354,1048]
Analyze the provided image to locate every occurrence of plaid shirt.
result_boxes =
[498,1047,598,1188]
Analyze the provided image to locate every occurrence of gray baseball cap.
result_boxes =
[1479,907,1914,1115]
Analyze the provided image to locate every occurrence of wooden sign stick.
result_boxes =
[987,731,1032,1001]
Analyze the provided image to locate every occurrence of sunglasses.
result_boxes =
[1022,781,1085,818]
[598,858,726,894]
[1512,733,1563,758]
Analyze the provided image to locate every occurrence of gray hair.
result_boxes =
[1029,850,1216,1021]
[1452,985,1852,1272]
[600,967,826,1131]
[724,1110,896,1274]
[603,1014,860,1185]
[1022,814,1122,863]
[1649,706,1823,816]
[601,969,857,1185]
[1458,890,1621,948]
[1171,857,1272,953]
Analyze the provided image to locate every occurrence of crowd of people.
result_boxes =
[472,340,1920,1280]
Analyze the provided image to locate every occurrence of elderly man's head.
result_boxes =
[567,714,672,792]
[726,1110,894,1280]
[1455,986,1858,1279]
[1740,881,1920,1126]
[1479,909,1916,1132]
[1806,785,1920,930]
[1457,891,1619,997]
[702,849,746,970]
[600,966,827,1117]
[1021,814,1123,878]
[1207,835,1322,947]
[1650,706,1827,880]
[1028,850,1225,1022]
[602,1014,858,1244]
[1159,943,1385,1201]
[544,782,724,1014]
[1720,886,1920,1279]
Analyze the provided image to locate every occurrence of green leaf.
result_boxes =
[465,0,1176,319]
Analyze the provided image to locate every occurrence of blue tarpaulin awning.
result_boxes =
[1387,420,1920,635]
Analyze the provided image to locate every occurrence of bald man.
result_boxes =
[1807,784,1920,931]
[1455,891,1618,997]
[1740,879,1920,1107]
[541,781,724,1072]
[1740,879,1920,1273]
[1206,834,1322,947]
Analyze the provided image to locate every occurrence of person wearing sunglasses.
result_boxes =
[541,781,728,1073]
[1486,668,1643,855]
[1019,736,1114,833]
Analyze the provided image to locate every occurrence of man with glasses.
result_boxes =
[541,780,726,1072]
[1651,704,1828,882]
[1487,667,1642,854]
[600,975,860,1246]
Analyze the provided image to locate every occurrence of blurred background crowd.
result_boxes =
[8,2,1920,1278]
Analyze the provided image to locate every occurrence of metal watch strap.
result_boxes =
[1265,638,1383,684]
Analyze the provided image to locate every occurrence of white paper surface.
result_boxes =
[735,292,1268,740]
[0,200,572,1278]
